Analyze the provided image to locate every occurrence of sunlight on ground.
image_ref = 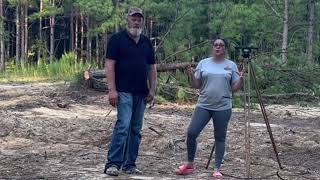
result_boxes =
[18,106,115,120]
[0,76,51,83]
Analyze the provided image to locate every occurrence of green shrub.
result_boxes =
[0,52,97,83]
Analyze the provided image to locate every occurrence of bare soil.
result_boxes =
[0,82,319,180]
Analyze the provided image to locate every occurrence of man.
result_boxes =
[103,6,157,176]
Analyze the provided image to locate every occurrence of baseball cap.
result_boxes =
[127,6,143,17]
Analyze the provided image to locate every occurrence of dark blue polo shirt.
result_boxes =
[106,30,155,96]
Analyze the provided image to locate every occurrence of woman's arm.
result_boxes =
[187,67,202,89]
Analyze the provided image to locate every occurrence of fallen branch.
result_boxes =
[105,110,112,117]
[148,127,163,137]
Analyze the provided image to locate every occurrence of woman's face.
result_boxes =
[213,39,226,57]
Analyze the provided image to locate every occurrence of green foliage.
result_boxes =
[176,87,187,103]
[0,53,96,83]
[312,84,320,97]
[250,60,320,98]
[154,95,169,105]
[29,0,64,21]
[232,95,244,108]
[2,0,320,105]
[157,73,197,103]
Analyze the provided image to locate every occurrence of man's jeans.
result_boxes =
[105,92,146,170]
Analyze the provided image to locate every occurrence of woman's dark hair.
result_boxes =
[212,37,229,49]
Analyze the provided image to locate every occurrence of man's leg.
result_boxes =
[122,95,146,172]
[211,109,232,169]
[105,92,133,173]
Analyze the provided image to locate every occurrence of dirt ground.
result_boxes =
[0,82,319,180]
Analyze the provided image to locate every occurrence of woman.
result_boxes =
[176,38,244,178]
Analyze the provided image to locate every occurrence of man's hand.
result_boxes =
[146,91,155,104]
[108,89,118,107]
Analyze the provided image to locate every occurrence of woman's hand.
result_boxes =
[186,65,195,76]
[232,70,245,92]
[186,66,201,89]
[238,69,245,81]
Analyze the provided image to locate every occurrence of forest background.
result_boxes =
[0,0,319,105]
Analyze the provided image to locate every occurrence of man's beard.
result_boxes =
[127,26,142,37]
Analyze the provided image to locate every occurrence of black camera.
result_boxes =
[235,46,258,59]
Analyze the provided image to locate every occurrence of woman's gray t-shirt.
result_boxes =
[194,57,240,111]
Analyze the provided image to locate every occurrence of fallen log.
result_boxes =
[83,62,198,91]
[261,92,320,103]
[84,62,198,81]
[156,62,197,72]
[83,64,319,104]
[84,69,105,80]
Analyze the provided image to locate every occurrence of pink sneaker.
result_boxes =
[176,164,195,175]
[213,170,223,178]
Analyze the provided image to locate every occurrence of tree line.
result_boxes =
[0,0,319,73]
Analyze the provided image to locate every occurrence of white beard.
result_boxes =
[127,26,142,37]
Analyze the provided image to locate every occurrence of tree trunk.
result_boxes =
[0,0,5,72]
[281,0,288,64]
[115,0,120,32]
[8,21,11,57]
[86,16,91,62]
[96,35,99,64]
[49,0,55,63]
[307,0,315,63]
[21,2,25,62]
[38,0,43,61]
[75,10,78,59]
[63,23,67,52]
[144,12,148,37]
[150,18,153,38]
[70,7,74,52]
[80,14,84,60]
[24,2,28,62]
[208,0,213,39]
[103,33,107,66]
[6,21,9,58]
[15,1,20,62]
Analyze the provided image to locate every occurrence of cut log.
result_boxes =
[84,69,106,81]
[83,62,198,81]
[156,62,197,72]
[83,62,198,91]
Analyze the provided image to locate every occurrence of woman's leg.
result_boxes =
[211,109,232,169]
[187,106,212,163]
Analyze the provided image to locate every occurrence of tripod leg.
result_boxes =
[249,64,283,169]
[244,62,251,177]
[206,144,215,169]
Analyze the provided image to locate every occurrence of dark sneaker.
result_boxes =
[123,167,143,174]
[105,165,119,176]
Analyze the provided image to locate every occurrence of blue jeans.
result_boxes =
[105,92,146,171]
[187,106,231,169]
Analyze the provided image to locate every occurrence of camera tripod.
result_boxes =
[205,56,283,177]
